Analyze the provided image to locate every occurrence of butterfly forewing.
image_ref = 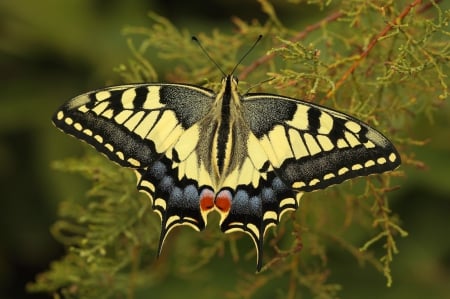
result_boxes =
[241,94,401,192]
[53,84,215,165]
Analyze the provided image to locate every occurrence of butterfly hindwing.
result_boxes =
[220,173,301,270]
[136,158,212,255]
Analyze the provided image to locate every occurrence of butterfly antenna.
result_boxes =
[231,34,263,75]
[192,36,226,77]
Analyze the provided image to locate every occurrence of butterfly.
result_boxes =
[52,38,401,271]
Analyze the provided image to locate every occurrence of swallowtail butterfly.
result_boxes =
[53,39,400,271]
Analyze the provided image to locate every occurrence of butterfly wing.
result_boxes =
[242,94,401,190]
[52,83,216,253]
[219,93,401,270]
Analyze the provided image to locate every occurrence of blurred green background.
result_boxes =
[1,1,449,299]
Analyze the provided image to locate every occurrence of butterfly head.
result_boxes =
[219,75,241,104]
[222,74,239,87]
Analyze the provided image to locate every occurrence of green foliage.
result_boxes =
[29,1,449,298]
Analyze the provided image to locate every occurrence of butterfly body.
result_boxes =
[53,74,400,270]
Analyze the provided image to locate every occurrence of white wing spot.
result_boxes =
[337,138,348,149]
[364,140,376,149]
[323,173,335,180]
[94,135,103,143]
[286,105,309,130]
[114,110,134,124]
[73,123,83,131]
[127,158,141,167]
[304,133,322,155]
[64,117,73,125]
[166,215,181,228]
[345,121,361,133]
[288,129,309,159]
[143,86,164,109]
[121,88,137,109]
[101,109,114,119]
[124,111,146,132]
[318,112,334,134]
[56,111,64,120]
[344,132,361,147]
[77,105,89,113]
[92,101,109,115]
[389,153,397,162]
[338,167,349,175]
[309,178,320,186]
[83,129,93,136]
[317,135,334,151]
[365,160,375,167]
[377,157,387,165]
[292,181,306,189]
[140,180,155,193]
[116,151,125,160]
[105,143,114,152]
[95,91,111,101]
[279,197,296,208]
[351,164,363,170]
[154,198,166,209]
[263,211,278,221]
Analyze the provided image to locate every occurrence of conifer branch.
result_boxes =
[326,0,423,99]
[239,10,344,80]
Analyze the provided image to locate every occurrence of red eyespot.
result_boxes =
[215,189,232,213]
[199,189,215,211]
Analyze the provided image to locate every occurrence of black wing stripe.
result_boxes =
[307,106,321,133]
